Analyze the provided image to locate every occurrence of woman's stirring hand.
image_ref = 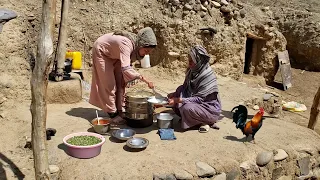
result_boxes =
[139,75,154,89]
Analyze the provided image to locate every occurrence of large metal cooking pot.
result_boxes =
[124,90,154,128]
[125,101,149,109]
[125,91,154,102]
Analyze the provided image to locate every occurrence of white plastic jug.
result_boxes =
[141,55,151,68]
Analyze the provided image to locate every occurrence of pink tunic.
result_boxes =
[89,33,140,113]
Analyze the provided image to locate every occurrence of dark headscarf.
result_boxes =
[183,45,219,98]
[113,27,157,61]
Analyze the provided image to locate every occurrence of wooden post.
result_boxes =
[55,0,69,79]
[30,0,54,179]
[51,0,57,38]
[308,86,320,130]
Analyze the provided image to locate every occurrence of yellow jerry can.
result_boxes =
[66,50,82,70]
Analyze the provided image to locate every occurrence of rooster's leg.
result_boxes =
[243,136,249,145]
[251,134,256,144]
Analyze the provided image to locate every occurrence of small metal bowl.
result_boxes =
[157,113,174,129]
[111,129,136,141]
[91,117,111,135]
[126,137,149,149]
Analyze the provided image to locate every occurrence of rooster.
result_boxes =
[231,105,265,143]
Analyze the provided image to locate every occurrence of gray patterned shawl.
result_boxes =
[113,27,157,61]
[183,45,218,98]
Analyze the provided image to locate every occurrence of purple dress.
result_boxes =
[172,85,222,129]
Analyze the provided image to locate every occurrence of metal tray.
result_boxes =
[126,137,149,149]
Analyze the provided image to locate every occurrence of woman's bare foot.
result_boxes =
[211,124,220,130]
[110,115,126,125]
[199,124,210,133]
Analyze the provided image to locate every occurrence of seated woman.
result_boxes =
[167,45,221,133]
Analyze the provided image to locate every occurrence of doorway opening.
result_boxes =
[244,36,267,75]
[244,37,254,74]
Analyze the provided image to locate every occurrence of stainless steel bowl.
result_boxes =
[157,113,174,129]
[91,117,111,134]
[126,137,149,149]
[111,129,136,141]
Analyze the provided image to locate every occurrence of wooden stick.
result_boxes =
[55,0,69,77]
[51,0,57,38]
[30,0,55,179]
[247,32,266,40]
[308,86,320,130]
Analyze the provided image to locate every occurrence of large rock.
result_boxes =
[213,172,227,180]
[272,167,283,180]
[313,168,320,178]
[168,51,180,57]
[173,169,193,180]
[172,0,180,6]
[274,149,288,161]
[184,4,193,10]
[49,165,60,174]
[298,157,310,176]
[47,73,82,104]
[220,6,231,13]
[277,176,292,180]
[220,0,229,6]
[239,9,246,18]
[240,161,251,170]
[212,1,221,8]
[226,169,239,180]
[196,162,216,177]
[153,173,177,180]
[240,160,257,171]
[256,151,273,166]
[49,164,60,180]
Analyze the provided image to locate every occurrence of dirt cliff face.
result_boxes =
[239,0,320,71]
[0,0,304,108]
[240,0,320,13]
[277,10,320,71]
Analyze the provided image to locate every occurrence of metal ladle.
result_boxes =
[152,87,164,99]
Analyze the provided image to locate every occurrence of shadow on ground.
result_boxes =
[66,107,104,122]
[0,153,25,180]
[223,135,248,142]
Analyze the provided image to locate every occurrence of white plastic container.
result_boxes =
[141,55,151,68]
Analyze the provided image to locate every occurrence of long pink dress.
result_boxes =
[89,33,140,114]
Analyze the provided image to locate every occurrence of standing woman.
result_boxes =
[89,27,157,124]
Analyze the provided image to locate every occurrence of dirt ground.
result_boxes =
[1,67,320,180]
[241,68,320,134]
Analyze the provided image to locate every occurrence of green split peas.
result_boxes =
[67,135,102,146]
